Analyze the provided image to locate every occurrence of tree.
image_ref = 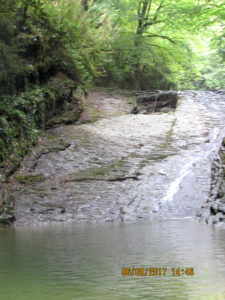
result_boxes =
[136,0,164,35]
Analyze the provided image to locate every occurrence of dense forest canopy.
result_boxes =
[0,0,224,91]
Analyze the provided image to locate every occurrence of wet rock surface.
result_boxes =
[199,138,225,226]
[7,89,225,225]
[0,186,15,226]
[133,91,178,114]
[78,88,134,123]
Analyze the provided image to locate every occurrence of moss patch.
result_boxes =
[14,174,46,184]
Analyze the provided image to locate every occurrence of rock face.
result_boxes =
[199,138,225,226]
[0,186,15,226]
[132,91,178,114]
[0,78,83,226]
[2,89,225,226]
[215,90,225,95]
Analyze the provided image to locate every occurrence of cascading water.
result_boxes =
[11,90,225,224]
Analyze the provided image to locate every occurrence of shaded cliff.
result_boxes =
[0,3,83,225]
[199,137,225,226]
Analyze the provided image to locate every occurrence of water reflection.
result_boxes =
[0,220,225,299]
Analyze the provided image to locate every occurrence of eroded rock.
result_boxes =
[132,91,178,114]
[201,137,225,226]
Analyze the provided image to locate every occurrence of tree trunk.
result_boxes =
[133,34,142,90]
[81,0,89,11]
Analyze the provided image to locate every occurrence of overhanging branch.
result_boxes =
[146,34,175,44]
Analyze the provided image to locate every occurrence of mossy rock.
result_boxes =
[222,138,225,147]
[0,188,15,226]
[217,181,225,198]
[46,109,81,127]
[14,174,46,184]
[0,213,15,226]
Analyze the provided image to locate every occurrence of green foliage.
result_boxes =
[0,77,78,164]
[0,91,40,162]
[1,0,225,92]
[1,0,225,167]
[200,53,225,90]
[0,0,84,169]
[88,0,225,90]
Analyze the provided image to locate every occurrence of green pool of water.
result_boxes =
[0,220,225,300]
